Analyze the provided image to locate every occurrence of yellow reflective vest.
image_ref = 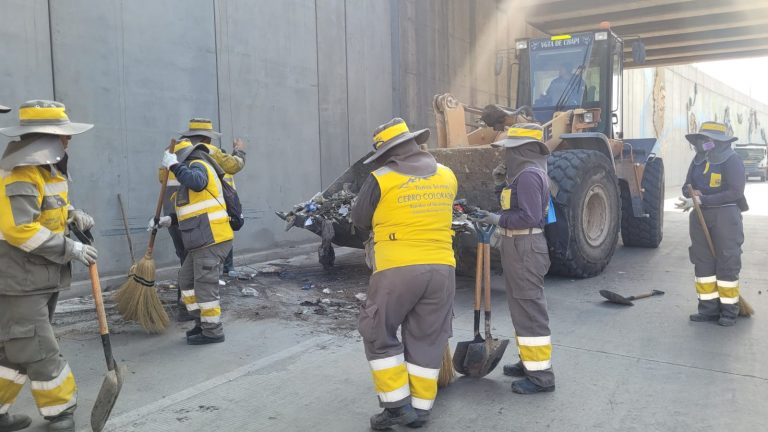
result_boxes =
[0,165,72,294]
[370,164,457,273]
[174,159,234,250]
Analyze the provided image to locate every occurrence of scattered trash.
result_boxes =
[321,298,331,304]
[355,293,367,302]
[218,279,226,286]
[237,273,256,281]
[255,265,282,275]
[322,288,331,294]
[302,283,316,290]
[300,301,317,307]
[240,287,259,297]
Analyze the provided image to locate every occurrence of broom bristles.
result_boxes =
[438,344,455,388]
[739,296,754,317]
[113,254,169,333]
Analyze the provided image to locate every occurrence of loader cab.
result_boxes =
[516,30,624,139]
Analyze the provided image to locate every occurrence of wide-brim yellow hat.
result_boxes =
[179,118,222,140]
[364,118,430,164]
[0,100,93,137]
[491,123,550,155]
[685,121,737,144]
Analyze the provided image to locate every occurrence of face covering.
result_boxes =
[701,140,715,152]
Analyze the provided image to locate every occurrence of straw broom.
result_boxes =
[113,140,176,332]
[437,344,455,387]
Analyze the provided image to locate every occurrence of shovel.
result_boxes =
[455,223,509,377]
[452,237,485,375]
[599,289,665,306]
[70,225,126,431]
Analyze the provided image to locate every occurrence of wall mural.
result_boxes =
[684,80,766,144]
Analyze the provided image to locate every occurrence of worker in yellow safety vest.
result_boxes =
[351,118,457,430]
[160,118,246,321]
[0,100,96,432]
[151,139,233,345]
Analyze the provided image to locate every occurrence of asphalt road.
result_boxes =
[11,183,768,432]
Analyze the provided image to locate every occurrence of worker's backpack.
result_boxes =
[219,176,245,231]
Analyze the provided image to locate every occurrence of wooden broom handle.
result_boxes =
[147,139,177,253]
[687,185,717,257]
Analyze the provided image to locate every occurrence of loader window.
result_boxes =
[529,35,593,109]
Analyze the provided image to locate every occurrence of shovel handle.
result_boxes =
[148,139,177,254]
[630,292,653,301]
[89,264,116,370]
[474,243,483,311]
[687,185,716,257]
[483,243,492,337]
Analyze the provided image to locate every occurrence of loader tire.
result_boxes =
[546,150,620,278]
[621,158,664,248]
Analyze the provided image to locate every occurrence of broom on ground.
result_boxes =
[437,344,455,387]
[113,140,176,332]
[688,185,753,317]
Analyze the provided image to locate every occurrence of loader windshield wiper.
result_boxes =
[554,64,585,111]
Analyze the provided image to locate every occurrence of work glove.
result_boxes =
[71,241,98,266]
[67,209,95,232]
[470,209,501,226]
[675,196,692,212]
[147,216,173,231]
[233,138,246,153]
[161,151,179,170]
[492,163,507,186]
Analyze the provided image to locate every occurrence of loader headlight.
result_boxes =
[516,40,528,50]
[583,112,594,123]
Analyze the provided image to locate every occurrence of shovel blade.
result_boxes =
[91,365,126,432]
[463,341,488,377]
[453,335,484,376]
[599,289,634,306]
[478,338,510,377]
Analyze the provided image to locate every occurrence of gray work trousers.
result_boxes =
[500,233,555,388]
[0,293,77,418]
[179,241,232,338]
[689,205,744,320]
[358,264,455,409]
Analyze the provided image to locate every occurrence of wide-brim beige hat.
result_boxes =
[364,118,430,164]
[0,100,93,137]
[491,123,550,155]
[179,118,222,140]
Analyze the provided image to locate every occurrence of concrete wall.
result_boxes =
[624,65,768,189]
[0,0,394,280]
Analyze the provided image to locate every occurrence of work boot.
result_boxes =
[176,305,195,322]
[47,413,74,432]
[502,361,525,377]
[511,377,555,395]
[0,413,32,432]
[718,316,736,327]
[689,313,719,322]
[187,333,225,345]
[405,409,430,429]
[185,326,203,338]
[369,404,418,430]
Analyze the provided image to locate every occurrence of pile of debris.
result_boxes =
[277,183,357,234]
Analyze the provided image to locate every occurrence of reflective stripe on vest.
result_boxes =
[0,165,68,251]
[371,164,457,272]
[174,160,234,247]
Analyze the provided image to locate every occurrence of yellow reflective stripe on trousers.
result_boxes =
[199,300,222,323]
[718,280,739,304]
[0,365,27,413]
[30,363,77,417]
[695,276,718,300]
[369,354,410,403]
[406,363,438,410]
[181,290,199,310]
[517,336,552,370]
